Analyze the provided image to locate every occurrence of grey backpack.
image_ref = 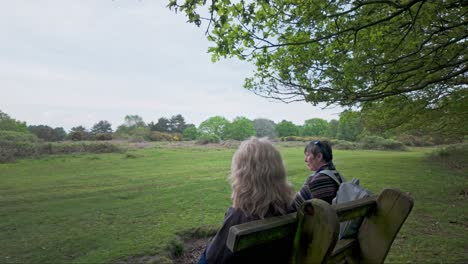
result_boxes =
[320,170,372,238]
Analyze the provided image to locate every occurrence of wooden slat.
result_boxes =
[291,199,339,264]
[333,195,377,222]
[226,212,297,252]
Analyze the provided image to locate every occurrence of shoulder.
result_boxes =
[224,207,258,226]
[205,207,260,262]
[309,170,341,188]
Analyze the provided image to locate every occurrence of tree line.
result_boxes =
[0,109,461,146]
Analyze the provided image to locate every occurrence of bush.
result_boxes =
[428,143,468,172]
[128,136,145,143]
[196,134,220,144]
[331,140,360,150]
[148,131,182,141]
[0,133,122,163]
[93,133,113,141]
[0,131,41,162]
[182,126,199,140]
[280,136,323,142]
[397,134,430,147]
[37,142,121,155]
[360,135,407,151]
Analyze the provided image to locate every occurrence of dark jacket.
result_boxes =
[205,207,293,264]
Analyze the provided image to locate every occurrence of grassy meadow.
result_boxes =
[0,144,467,263]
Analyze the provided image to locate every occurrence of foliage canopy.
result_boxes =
[253,118,277,138]
[224,116,256,140]
[199,116,230,139]
[169,0,466,105]
[0,110,28,133]
[169,0,467,136]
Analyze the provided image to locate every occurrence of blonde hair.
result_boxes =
[229,137,295,218]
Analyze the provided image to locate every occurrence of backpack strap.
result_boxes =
[319,169,344,185]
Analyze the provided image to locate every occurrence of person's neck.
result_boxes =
[316,162,329,171]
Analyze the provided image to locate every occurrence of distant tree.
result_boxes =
[28,125,54,141]
[53,127,67,141]
[169,114,187,133]
[337,111,363,141]
[91,121,113,141]
[225,117,256,140]
[327,120,339,138]
[182,125,199,140]
[276,120,299,137]
[0,110,28,133]
[28,125,66,141]
[124,115,145,128]
[253,118,277,138]
[91,120,113,134]
[149,117,170,132]
[69,126,89,141]
[116,115,147,137]
[302,118,329,137]
[199,116,230,139]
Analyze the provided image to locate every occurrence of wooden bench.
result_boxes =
[227,188,414,264]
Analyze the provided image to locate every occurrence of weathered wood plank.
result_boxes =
[291,199,340,264]
[357,188,414,264]
[333,195,377,221]
[226,212,297,252]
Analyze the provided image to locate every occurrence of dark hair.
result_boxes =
[304,140,333,162]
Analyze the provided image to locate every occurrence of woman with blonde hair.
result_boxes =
[199,137,295,264]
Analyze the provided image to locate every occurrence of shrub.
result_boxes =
[398,134,430,147]
[93,133,113,141]
[360,135,407,151]
[280,136,333,142]
[0,131,41,162]
[182,126,199,140]
[148,131,182,141]
[427,143,468,172]
[0,133,122,162]
[196,134,220,144]
[40,142,121,155]
[331,140,360,150]
[79,142,121,153]
[128,136,145,143]
[281,136,313,142]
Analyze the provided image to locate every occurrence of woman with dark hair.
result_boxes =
[198,137,295,264]
[293,140,344,209]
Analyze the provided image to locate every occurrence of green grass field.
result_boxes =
[0,144,466,263]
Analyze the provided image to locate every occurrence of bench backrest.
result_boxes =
[227,188,414,264]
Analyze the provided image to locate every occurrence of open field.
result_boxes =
[0,144,467,263]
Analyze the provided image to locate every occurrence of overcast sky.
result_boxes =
[1,1,342,131]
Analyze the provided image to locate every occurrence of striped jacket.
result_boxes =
[293,164,343,210]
